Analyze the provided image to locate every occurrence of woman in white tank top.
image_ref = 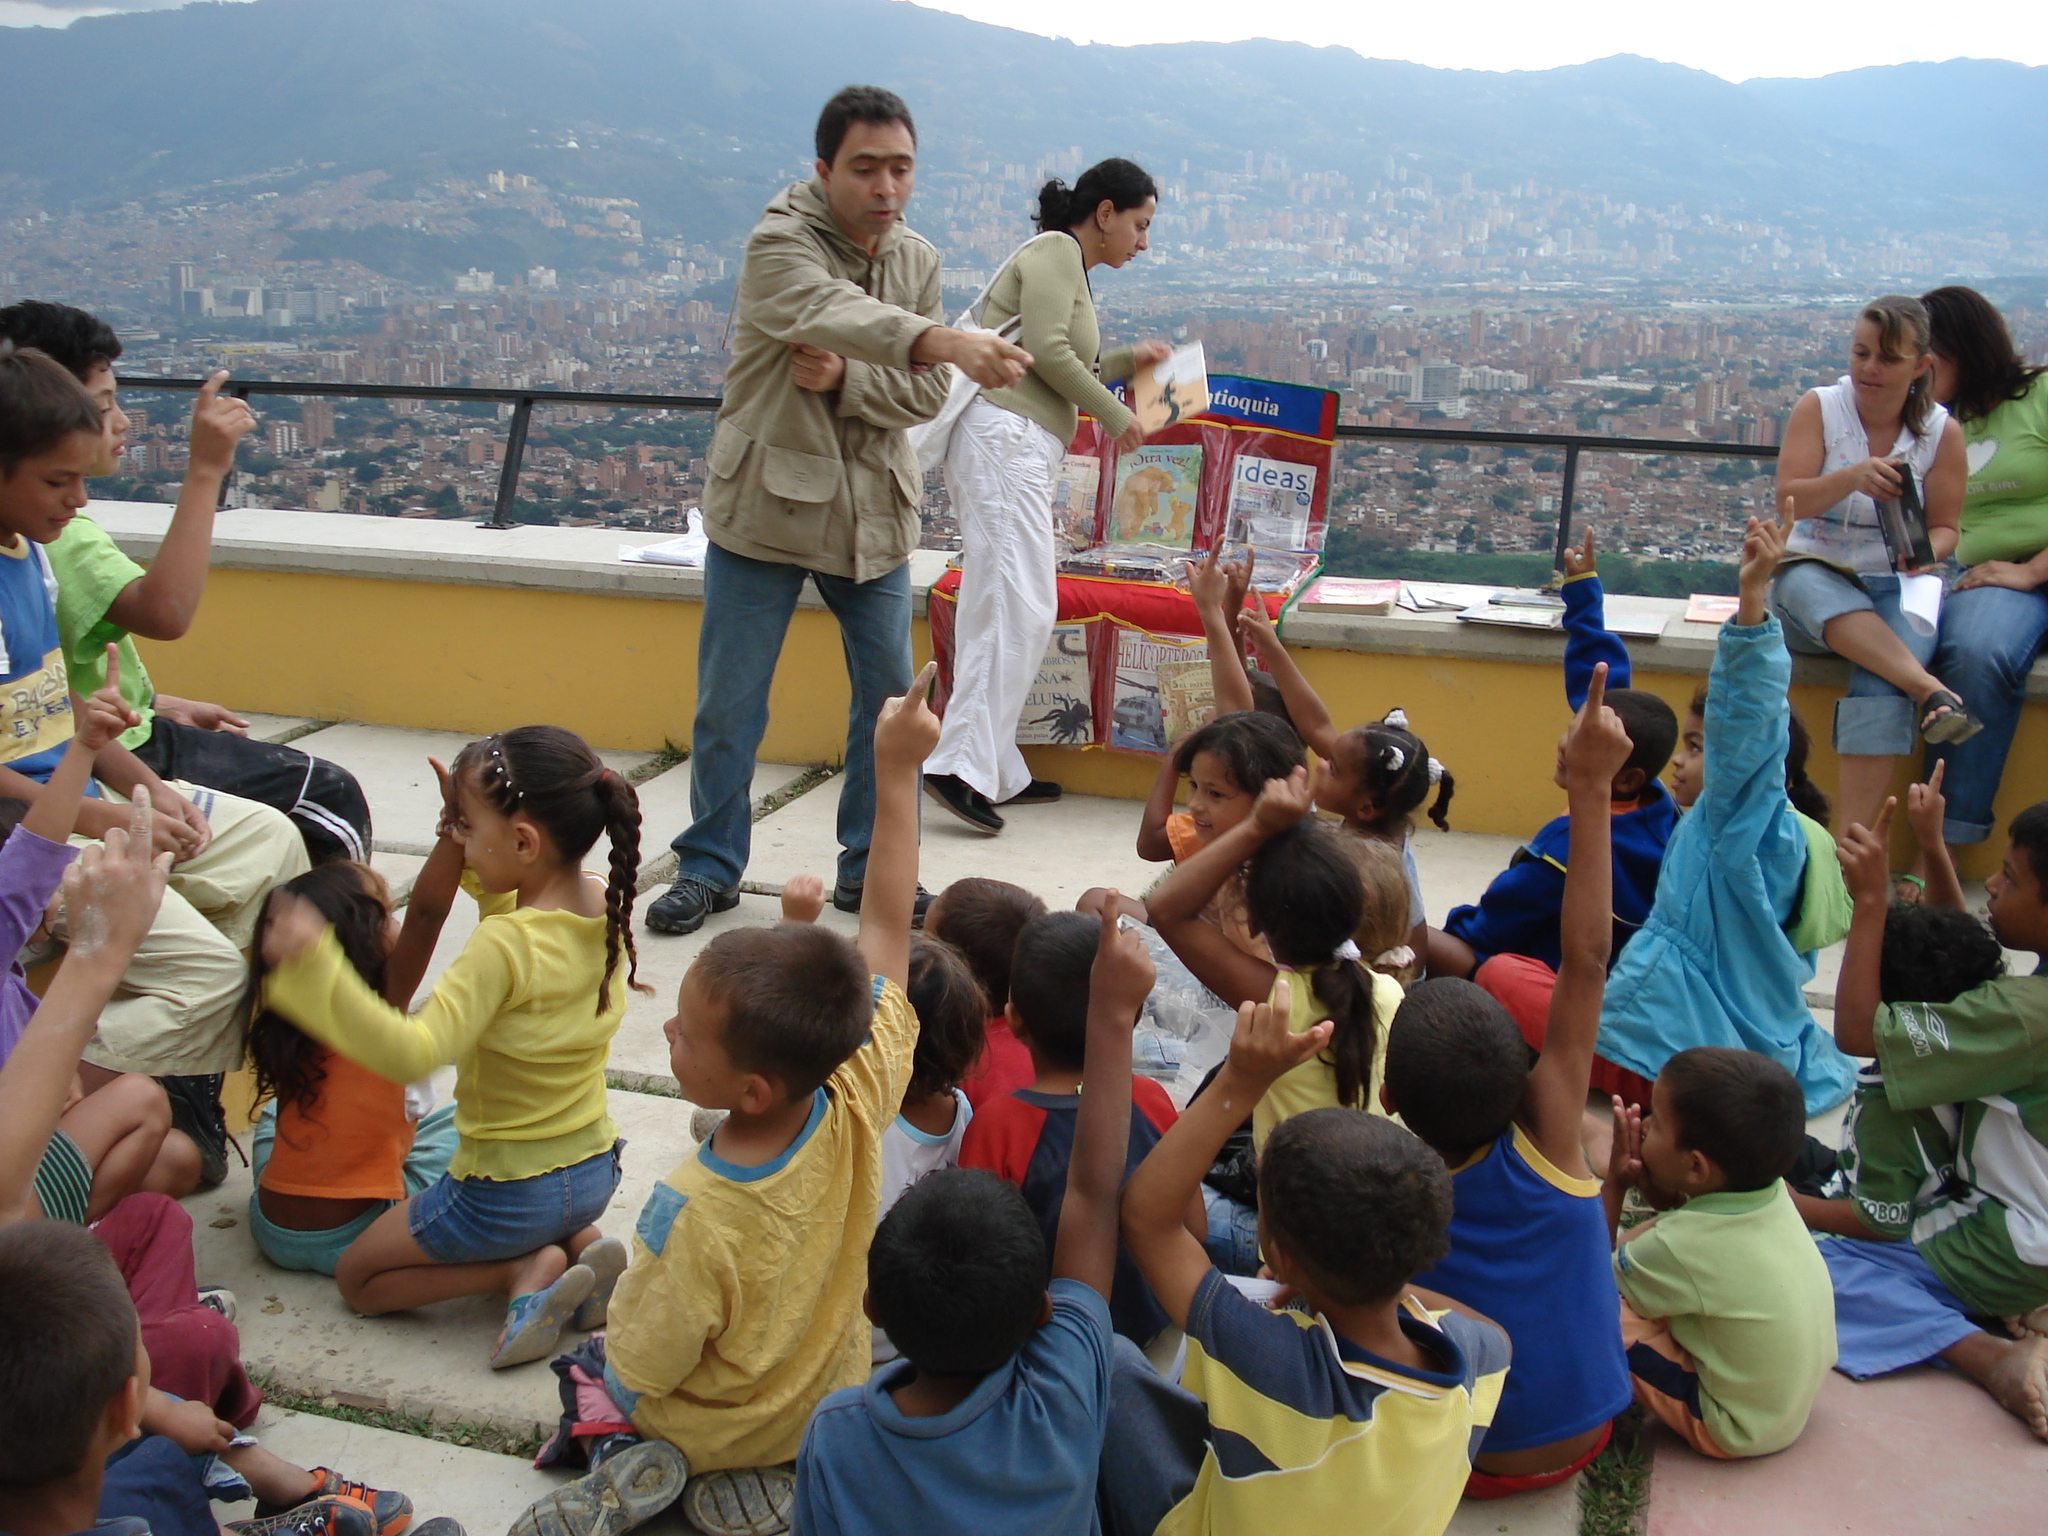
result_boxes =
[1770,294,1971,841]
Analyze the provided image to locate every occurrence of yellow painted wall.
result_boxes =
[141,568,2036,879]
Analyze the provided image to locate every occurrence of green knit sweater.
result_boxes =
[979,232,1138,444]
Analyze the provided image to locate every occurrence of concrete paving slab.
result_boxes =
[1445,1476,1582,1536]
[191,1087,699,1440]
[1410,828,1526,925]
[746,784,1180,913]
[218,1407,563,1533]
[1645,1364,2043,1535]
[291,723,652,851]
[628,760,814,883]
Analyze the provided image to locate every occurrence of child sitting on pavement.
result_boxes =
[1107,983,1512,1535]
[960,910,1195,1353]
[794,902,1153,1534]
[923,877,1044,1111]
[1605,1046,1837,1458]
[1387,662,1635,1494]
[510,665,941,1536]
[1800,794,2048,1441]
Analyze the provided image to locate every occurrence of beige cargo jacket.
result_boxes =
[702,177,949,581]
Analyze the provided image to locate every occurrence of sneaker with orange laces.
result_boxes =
[253,1470,413,1536]
[227,1496,379,1536]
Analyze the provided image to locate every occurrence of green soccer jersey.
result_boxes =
[1870,976,2048,1315]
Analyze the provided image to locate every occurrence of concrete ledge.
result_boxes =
[87,500,956,613]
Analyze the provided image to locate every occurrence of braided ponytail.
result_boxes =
[598,770,649,1010]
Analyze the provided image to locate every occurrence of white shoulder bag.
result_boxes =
[905,233,1056,474]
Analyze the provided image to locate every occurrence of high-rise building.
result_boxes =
[299,399,335,449]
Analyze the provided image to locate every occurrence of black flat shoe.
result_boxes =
[1001,778,1063,805]
[923,773,1004,834]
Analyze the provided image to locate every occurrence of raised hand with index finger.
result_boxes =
[188,370,256,477]
[75,642,140,753]
[1562,661,1632,788]
[1835,797,1897,910]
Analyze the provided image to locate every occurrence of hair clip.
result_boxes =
[1380,743,1408,774]
[1427,757,1445,786]
[1333,938,1363,962]
[1383,707,1412,731]
[485,735,522,804]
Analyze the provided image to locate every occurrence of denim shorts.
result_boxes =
[1772,561,1939,756]
[408,1139,624,1264]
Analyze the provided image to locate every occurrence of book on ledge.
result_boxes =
[1128,342,1211,434]
[1684,593,1739,625]
[1296,577,1401,616]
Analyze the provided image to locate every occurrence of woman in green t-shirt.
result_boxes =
[1921,286,2048,856]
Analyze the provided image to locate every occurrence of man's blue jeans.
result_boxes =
[671,542,912,890]
[1924,579,2048,844]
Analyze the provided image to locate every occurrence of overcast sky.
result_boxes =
[2,0,2040,81]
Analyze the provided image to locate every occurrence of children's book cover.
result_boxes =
[1110,443,1203,548]
[1051,454,1102,550]
[1155,657,1217,742]
[1128,342,1211,433]
[1016,624,1094,747]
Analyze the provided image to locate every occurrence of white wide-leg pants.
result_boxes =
[927,396,1065,803]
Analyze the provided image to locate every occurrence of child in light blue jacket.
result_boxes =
[1595,509,1856,1114]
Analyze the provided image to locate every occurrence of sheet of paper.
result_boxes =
[1899,572,1944,637]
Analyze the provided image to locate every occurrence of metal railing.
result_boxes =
[122,375,1778,558]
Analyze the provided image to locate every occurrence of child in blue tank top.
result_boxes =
[1386,662,1637,1496]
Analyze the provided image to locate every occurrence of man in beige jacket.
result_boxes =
[649,85,1029,934]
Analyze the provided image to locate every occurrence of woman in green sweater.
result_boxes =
[1920,286,2048,860]
[924,158,1168,834]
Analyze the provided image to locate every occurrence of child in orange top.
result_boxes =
[247,831,463,1278]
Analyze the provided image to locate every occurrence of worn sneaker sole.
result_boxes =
[510,1442,687,1536]
[643,884,741,935]
[491,1266,596,1369]
[682,1465,795,1536]
[571,1237,629,1332]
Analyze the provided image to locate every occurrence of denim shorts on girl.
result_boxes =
[408,1139,624,1264]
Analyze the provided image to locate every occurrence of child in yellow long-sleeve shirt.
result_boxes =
[257,725,645,1369]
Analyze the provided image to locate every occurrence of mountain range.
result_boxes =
[0,0,2041,255]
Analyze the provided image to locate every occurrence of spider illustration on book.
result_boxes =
[1028,694,1093,745]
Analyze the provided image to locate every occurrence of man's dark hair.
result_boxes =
[2009,802,2048,892]
[1659,1047,1805,1193]
[815,86,915,165]
[1007,911,1097,1071]
[1880,904,2005,1005]
[1607,688,1678,789]
[0,300,121,381]
[0,1223,138,1486]
[925,878,1045,1021]
[0,344,100,477]
[868,1169,1049,1374]
[1259,1110,1452,1306]
[905,935,988,1100]
[1385,978,1530,1159]
[693,925,872,1096]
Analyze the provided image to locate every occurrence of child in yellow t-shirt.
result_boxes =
[258,725,645,1368]
[510,665,942,1536]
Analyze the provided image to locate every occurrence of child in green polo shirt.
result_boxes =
[1603,1047,1837,1458]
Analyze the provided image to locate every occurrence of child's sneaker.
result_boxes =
[229,1495,378,1536]
[572,1237,629,1332]
[491,1264,596,1369]
[682,1465,794,1536]
[508,1439,687,1536]
[255,1469,411,1536]
[198,1286,238,1323]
